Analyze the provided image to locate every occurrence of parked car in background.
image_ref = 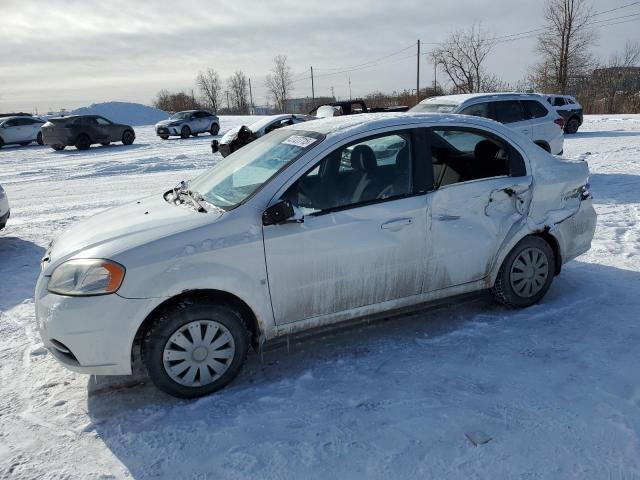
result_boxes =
[155,110,220,139]
[546,94,583,134]
[41,115,135,151]
[410,93,565,155]
[310,100,408,117]
[0,116,46,148]
[0,184,9,230]
[36,112,596,398]
[212,114,315,157]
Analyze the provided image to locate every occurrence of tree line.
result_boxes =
[154,0,639,115]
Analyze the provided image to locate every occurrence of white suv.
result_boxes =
[0,116,46,148]
[411,93,565,155]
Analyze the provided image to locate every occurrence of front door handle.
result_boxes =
[436,214,461,221]
[381,218,413,231]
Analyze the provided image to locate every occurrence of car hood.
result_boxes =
[220,126,243,144]
[46,194,222,268]
[155,119,181,127]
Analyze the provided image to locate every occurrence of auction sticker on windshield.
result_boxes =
[282,135,318,148]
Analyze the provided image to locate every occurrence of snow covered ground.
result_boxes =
[1,115,639,479]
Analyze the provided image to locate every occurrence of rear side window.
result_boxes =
[428,128,525,188]
[491,101,525,124]
[522,100,549,119]
[553,97,565,107]
[460,102,491,118]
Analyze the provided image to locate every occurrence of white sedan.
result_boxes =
[36,113,596,398]
[0,116,46,148]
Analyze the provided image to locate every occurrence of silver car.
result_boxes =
[36,113,596,398]
[0,116,46,148]
[155,110,220,139]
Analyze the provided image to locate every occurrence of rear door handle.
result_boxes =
[381,218,413,231]
[437,214,461,221]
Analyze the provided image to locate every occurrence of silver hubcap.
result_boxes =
[162,320,235,387]
[509,247,549,298]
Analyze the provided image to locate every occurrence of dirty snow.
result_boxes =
[1,116,639,479]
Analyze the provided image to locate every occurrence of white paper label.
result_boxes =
[282,135,317,148]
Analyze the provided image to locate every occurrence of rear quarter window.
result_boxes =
[522,100,549,119]
[491,101,525,124]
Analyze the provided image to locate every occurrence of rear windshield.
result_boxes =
[410,103,458,113]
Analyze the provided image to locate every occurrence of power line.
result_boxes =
[313,43,415,71]
[592,1,640,17]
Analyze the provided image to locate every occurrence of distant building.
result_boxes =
[283,96,335,114]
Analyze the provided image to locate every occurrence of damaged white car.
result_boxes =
[35,113,596,398]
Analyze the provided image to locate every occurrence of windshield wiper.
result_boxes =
[172,180,207,213]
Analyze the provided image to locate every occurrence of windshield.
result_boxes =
[170,111,193,120]
[410,103,458,113]
[189,129,324,209]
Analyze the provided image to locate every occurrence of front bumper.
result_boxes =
[35,275,157,375]
[0,209,9,229]
[156,125,180,136]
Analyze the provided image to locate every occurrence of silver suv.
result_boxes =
[411,93,565,155]
[155,110,220,140]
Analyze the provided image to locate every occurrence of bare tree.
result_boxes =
[432,24,496,94]
[196,68,223,112]
[227,71,249,114]
[265,55,294,112]
[590,41,640,113]
[535,0,595,93]
[153,89,202,112]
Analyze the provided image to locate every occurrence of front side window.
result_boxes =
[95,117,112,125]
[491,101,525,124]
[189,129,323,209]
[288,133,412,214]
[3,119,17,127]
[429,128,524,188]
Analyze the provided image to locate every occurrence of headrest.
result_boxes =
[350,145,377,172]
[474,139,500,159]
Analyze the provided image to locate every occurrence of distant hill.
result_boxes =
[71,101,168,126]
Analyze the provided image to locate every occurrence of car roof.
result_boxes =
[419,92,546,106]
[292,112,510,138]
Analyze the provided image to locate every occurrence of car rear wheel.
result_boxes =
[122,130,135,145]
[180,126,191,139]
[565,117,580,134]
[142,300,249,398]
[491,236,555,308]
[210,123,220,136]
[75,134,91,150]
[51,144,65,151]
[36,132,44,145]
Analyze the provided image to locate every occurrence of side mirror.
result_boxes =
[262,199,295,226]
[211,139,219,153]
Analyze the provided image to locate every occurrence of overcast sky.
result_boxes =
[2,0,638,113]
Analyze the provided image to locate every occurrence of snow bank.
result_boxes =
[71,101,168,126]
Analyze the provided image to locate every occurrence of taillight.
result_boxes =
[554,117,565,129]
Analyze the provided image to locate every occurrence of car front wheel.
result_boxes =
[142,300,249,398]
[210,123,220,135]
[180,126,191,139]
[122,130,135,145]
[75,134,91,150]
[491,236,555,308]
[37,132,44,145]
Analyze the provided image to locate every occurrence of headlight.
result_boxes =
[47,259,125,296]
[169,121,182,127]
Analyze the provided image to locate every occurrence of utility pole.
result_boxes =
[416,39,421,103]
[310,66,315,103]
[348,75,352,101]
[433,53,438,93]
[226,90,230,111]
[248,78,254,115]
[330,86,335,100]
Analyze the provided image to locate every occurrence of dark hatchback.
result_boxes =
[41,115,135,151]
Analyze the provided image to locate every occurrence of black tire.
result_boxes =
[75,134,91,150]
[180,126,191,139]
[100,141,110,146]
[142,300,249,398]
[0,137,4,148]
[490,236,556,308]
[565,117,580,134]
[51,144,65,151]
[122,130,135,145]
[36,132,44,145]
[160,135,169,140]
[210,123,220,136]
